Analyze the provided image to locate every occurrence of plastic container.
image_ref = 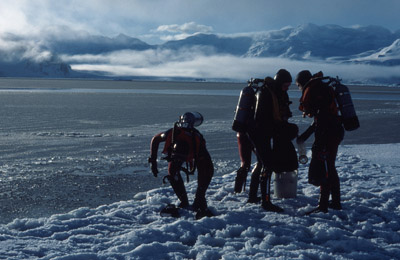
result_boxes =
[274,171,298,198]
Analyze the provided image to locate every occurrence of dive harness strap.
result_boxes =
[162,122,198,183]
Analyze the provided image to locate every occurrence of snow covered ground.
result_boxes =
[1,143,399,260]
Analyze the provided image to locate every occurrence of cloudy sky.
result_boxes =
[1,0,399,81]
[1,0,399,43]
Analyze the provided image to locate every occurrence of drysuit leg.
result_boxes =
[245,130,283,212]
[237,132,253,169]
[330,179,341,207]
[235,167,248,193]
[318,185,330,210]
[247,132,274,203]
[315,135,341,211]
[249,133,283,211]
[234,132,252,193]
[248,162,262,202]
[168,162,189,208]
[326,138,341,209]
[193,153,214,211]
[260,169,272,203]
[260,168,284,212]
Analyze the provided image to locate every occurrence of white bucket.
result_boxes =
[273,171,298,199]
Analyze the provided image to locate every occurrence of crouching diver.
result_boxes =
[148,112,214,219]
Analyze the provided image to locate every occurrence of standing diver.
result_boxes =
[296,70,345,214]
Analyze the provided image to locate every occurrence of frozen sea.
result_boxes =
[0,78,399,259]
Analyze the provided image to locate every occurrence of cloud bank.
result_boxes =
[64,48,400,83]
[0,33,55,63]
[154,22,214,42]
[156,22,213,34]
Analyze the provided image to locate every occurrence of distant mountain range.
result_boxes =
[1,23,399,82]
[162,24,400,62]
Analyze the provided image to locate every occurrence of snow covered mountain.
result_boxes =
[0,23,399,80]
[160,33,253,55]
[346,39,400,66]
[247,24,399,59]
[159,24,400,61]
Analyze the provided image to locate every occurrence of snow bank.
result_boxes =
[0,144,399,259]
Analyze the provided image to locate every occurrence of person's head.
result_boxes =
[274,69,292,92]
[178,112,203,128]
[295,70,312,90]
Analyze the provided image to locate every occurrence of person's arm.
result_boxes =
[148,132,168,177]
[296,121,316,144]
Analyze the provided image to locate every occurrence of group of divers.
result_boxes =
[148,69,359,219]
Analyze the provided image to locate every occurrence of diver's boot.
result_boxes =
[305,206,328,215]
[260,169,283,213]
[234,166,248,193]
[306,185,329,215]
[329,181,342,210]
[262,200,284,213]
[192,194,207,213]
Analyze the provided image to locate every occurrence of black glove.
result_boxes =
[148,157,158,177]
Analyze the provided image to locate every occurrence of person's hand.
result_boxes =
[302,112,313,118]
[148,158,158,177]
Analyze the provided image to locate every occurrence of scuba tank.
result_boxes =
[232,78,263,133]
[329,77,360,131]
